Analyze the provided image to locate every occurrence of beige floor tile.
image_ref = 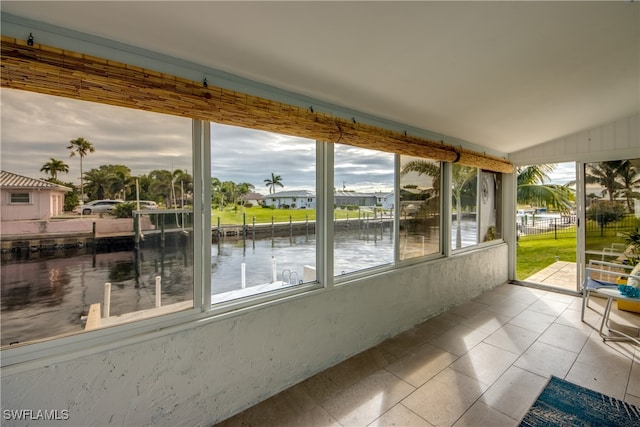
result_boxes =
[484,300,530,317]
[299,371,343,405]
[554,305,602,332]
[575,336,636,366]
[322,347,394,390]
[448,301,490,319]
[625,393,640,407]
[472,290,508,306]
[537,323,590,353]
[427,324,489,356]
[402,368,488,426]
[279,406,342,427]
[214,286,638,426]
[385,342,458,388]
[566,360,632,400]
[415,314,460,336]
[541,292,578,304]
[452,401,517,427]
[449,342,518,386]
[528,299,570,317]
[459,310,511,334]
[216,383,317,427]
[378,327,433,358]
[514,341,578,378]
[480,366,548,421]
[483,323,541,355]
[368,404,433,427]
[322,369,414,427]
[508,309,556,334]
[627,361,640,397]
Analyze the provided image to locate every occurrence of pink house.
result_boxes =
[0,170,71,221]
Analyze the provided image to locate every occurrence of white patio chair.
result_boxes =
[582,259,634,321]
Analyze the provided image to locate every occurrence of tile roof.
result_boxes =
[0,171,72,191]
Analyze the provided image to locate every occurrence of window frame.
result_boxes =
[0,114,505,373]
[9,192,31,204]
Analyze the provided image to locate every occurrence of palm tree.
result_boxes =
[517,165,575,212]
[400,160,474,248]
[586,161,624,202]
[67,137,95,203]
[83,168,112,200]
[221,181,239,207]
[401,160,441,195]
[614,160,640,212]
[107,166,133,200]
[172,169,193,207]
[40,158,69,180]
[264,173,284,194]
[211,177,224,210]
[149,169,174,207]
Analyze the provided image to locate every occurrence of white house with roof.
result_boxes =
[334,190,395,210]
[239,192,264,207]
[264,190,316,209]
[0,171,72,221]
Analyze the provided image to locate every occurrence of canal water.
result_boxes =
[2,220,476,346]
[1,227,395,346]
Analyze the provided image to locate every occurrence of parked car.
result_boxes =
[139,201,158,209]
[73,200,123,215]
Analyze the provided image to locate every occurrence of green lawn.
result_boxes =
[516,221,636,279]
[212,206,381,226]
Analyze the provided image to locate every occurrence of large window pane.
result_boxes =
[399,156,441,259]
[334,144,394,276]
[210,124,316,303]
[479,171,502,243]
[451,165,478,250]
[0,89,194,347]
[585,159,640,266]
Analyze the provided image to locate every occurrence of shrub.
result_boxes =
[586,201,625,236]
[113,202,136,218]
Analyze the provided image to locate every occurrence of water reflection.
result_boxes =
[1,221,475,346]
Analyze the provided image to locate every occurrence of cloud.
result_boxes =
[1,89,395,194]
[1,89,192,180]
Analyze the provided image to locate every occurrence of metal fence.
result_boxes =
[517,214,639,239]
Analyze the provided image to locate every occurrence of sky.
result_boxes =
[1,89,395,194]
[1,88,579,196]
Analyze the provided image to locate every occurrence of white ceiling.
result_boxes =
[2,1,639,154]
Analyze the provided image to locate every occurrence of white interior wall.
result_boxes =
[509,113,639,166]
[1,244,508,426]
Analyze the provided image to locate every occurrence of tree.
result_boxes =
[83,167,112,200]
[586,161,624,202]
[107,165,134,200]
[400,160,474,249]
[586,200,625,237]
[172,169,193,207]
[211,177,224,209]
[148,169,174,207]
[221,181,239,207]
[615,160,640,212]
[83,164,131,200]
[40,158,69,180]
[401,160,441,195]
[516,165,574,212]
[264,173,284,194]
[67,137,95,203]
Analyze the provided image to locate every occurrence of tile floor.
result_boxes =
[214,283,640,427]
